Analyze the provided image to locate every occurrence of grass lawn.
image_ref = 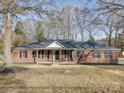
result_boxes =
[0,64,124,93]
[119,58,124,61]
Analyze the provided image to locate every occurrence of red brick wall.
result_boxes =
[37,50,53,62]
[61,50,75,62]
[12,50,34,63]
[12,49,119,64]
[80,50,119,63]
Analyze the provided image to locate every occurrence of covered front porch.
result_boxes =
[32,49,77,64]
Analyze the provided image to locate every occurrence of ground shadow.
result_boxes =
[0,67,29,74]
[13,67,29,73]
[0,67,28,93]
[80,63,124,66]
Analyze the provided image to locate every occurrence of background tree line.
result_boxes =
[0,0,123,53]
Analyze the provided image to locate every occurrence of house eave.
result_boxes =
[13,47,121,51]
[47,41,65,48]
[76,48,121,51]
[32,48,77,50]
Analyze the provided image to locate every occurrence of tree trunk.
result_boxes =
[108,28,112,47]
[114,30,119,47]
[3,15,14,68]
[4,25,12,68]
[80,30,84,42]
[108,37,111,47]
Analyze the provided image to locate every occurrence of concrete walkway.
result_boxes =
[118,60,124,65]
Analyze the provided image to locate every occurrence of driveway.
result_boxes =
[118,60,124,65]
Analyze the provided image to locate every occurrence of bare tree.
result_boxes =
[44,6,75,40]
[74,7,90,41]
[98,0,124,18]
[34,21,45,42]
[0,0,51,71]
[77,41,96,64]
[60,5,74,40]
[12,21,29,47]
[86,24,97,42]
[44,15,65,39]
[23,19,38,42]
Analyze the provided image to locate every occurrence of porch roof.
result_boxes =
[14,39,120,51]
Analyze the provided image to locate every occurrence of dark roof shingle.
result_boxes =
[14,39,120,51]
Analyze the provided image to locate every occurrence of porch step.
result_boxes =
[52,62,60,65]
[36,62,76,65]
[37,62,52,65]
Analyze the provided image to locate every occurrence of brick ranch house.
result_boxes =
[12,40,120,64]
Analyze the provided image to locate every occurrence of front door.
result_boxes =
[55,51,60,61]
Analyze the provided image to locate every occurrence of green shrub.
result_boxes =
[121,48,124,51]
[0,60,5,67]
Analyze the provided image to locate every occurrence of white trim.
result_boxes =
[47,41,65,49]
[122,51,124,56]
[31,48,120,51]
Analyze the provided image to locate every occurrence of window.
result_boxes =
[105,51,112,58]
[42,50,44,58]
[20,50,27,58]
[65,50,67,58]
[77,51,80,58]
[45,51,48,57]
[32,50,37,57]
[67,51,71,57]
[48,50,50,59]
[32,50,44,58]
[93,51,100,58]
[67,50,72,61]
[38,50,42,58]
